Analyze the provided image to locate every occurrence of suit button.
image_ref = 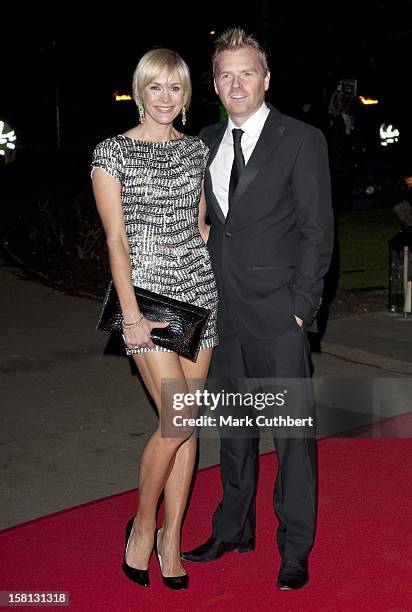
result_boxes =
[224,231,231,238]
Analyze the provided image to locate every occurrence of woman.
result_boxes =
[91,48,218,590]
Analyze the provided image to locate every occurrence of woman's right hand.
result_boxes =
[122,317,169,350]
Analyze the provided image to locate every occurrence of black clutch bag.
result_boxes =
[96,281,211,362]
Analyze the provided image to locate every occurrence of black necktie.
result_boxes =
[228,128,245,207]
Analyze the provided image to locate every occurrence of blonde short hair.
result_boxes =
[132,48,192,109]
[212,27,269,76]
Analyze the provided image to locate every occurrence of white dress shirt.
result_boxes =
[209,102,270,217]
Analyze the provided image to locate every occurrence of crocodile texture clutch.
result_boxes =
[96,281,211,362]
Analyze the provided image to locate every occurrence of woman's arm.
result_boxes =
[92,168,141,324]
[198,181,210,244]
[92,168,168,348]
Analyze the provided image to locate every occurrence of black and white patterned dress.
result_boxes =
[91,134,218,355]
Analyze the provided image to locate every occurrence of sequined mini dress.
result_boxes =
[91,134,218,355]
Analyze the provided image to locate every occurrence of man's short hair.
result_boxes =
[212,27,269,76]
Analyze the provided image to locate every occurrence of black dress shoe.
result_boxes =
[122,518,150,587]
[181,536,255,563]
[156,529,189,590]
[277,558,308,590]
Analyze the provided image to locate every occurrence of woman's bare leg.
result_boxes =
[158,348,213,576]
[125,351,191,570]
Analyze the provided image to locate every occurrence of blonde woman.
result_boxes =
[91,48,218,590]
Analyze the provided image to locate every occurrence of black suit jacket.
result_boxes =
[200,104,334,339]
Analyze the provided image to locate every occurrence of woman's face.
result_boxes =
[141,69,185,126]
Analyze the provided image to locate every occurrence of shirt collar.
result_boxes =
[226,102,270,140]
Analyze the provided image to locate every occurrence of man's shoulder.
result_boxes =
[266,103,318,136]
[199,121,226,147]
[279,111,321,139]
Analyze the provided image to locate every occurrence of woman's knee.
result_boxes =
[157,428,195,451]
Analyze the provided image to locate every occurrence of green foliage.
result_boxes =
[2,148,105,267]
[338,209,400,290]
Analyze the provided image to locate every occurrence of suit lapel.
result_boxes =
[205,176,226,224]
[206,121,227,166]
[204,121,227,225]
[226,108,285,224]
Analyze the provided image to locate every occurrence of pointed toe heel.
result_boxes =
[162,573,189,590]
[122,518,150,588]
[122,561,150,588]
[156,528,189,590]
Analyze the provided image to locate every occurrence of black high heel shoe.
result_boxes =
[122,518,150,587]
[155,528,189,590]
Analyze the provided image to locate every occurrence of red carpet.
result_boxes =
[345,410,412,437]
[1,438,412,611]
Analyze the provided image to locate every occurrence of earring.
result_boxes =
[181,106,186,126]
[138,103,145,123]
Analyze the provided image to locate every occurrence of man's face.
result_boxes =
[214,48,270,125]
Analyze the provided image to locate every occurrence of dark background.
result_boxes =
[2,1,411,161]
[1,1,411,311]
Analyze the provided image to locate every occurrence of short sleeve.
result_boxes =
[91,138,124,183]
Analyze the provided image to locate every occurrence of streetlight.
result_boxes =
[0,120,16,164]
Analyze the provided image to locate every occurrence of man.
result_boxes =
[182,28,333,589]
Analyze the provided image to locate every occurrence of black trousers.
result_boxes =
[209,312,317,561]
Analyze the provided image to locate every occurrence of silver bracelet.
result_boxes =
[122,313,144,328]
